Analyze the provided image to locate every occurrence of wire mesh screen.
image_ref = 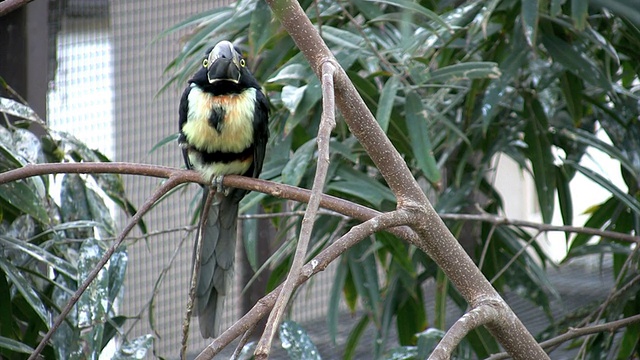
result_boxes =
[47,1,344,358]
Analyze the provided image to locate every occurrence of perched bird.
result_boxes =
[178,40,269,338]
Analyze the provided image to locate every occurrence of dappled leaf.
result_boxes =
[279,320,322,360]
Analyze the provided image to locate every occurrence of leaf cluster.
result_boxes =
[0,97,151,359]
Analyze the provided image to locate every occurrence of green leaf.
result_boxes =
[571,0,589,30]
[521,0,539,47]
[376,76,400,133]
[0,335,34,354]
[550,0,563,16]
[0,257,49,327]
[0,97,41,122]
[556,165,573,230]
[281,85,307,115]
[0,235,76,278]
[405,90,441,184]
[434,268,448,330]
[328,166,396,208]
[343,316,370,360]
[541,34,611,91]
[566,160,640,216]
[0,180,49,225]
[416,328,445,358]
[568,197,618,252]
[368,0,452,32]
[523,97,555,223]
[279,320,321,360]
[281,139,315,187]
[418,61,501,83]
[396,286,427,345]
[148,133,178,155]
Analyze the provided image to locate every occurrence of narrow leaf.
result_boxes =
[279,321,322,360]
[521,0,539,47]
[405,91,441,184]
[376,76,400,133]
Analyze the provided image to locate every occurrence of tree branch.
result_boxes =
[487,313,640,360]
[440,212,640,243]
[0,0,33,16]
[255,61,338,357]
[429,300,503,360]
[196,210,411,360]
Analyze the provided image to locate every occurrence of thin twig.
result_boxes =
[255,61,337,358]
[439,212,640,243]
[487,313,640,360]
[490,231,542,284]
[196,210,410,360]
[181,188,216,359]
[27,175,188,360]
[429,301,503,360]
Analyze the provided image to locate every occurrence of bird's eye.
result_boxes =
[240,59,246,67]
[202,59,209,68]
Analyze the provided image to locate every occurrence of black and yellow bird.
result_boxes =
[178,40,269,338]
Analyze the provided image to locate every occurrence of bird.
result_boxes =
[178,40,269,338]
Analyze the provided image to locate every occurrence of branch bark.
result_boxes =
[429,300,503,360]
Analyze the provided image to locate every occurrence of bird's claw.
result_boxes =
[211,175,230,196]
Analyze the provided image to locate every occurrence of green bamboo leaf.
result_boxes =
[0,97,41,122]
[434,268,448,330]
[396,287,427,346]
[550,0,563,15]
[148,133,178,155]
[521,0,539,47]
[327,166,396,208]
[281,85,307,115]
[368,0,452,32]
[558,72,583,125]
[328,257,347,343]
[0,235,76,278]
[558,128,637,177]
[405,91,441,184]
[481,34,528,132]
[321,26,366,51]
[0,336,34,354]
[524,97,555,223]
[249,0,272,55]
[542,34,611,91]
[571,0,589,30]
[556,166,573,232]
[376,76,400,133]
[566,160,640,215]
[0,257,49,327]
[343,316,370,360]
[281,138,315,186]
[153,7,232,43]
[0,180,49,225]
[418,61,501,83]
[416,329,445,358]
[347,241,380,315]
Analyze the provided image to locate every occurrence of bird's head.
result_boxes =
[203,41,247,85]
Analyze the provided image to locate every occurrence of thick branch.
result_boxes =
[196,210,411,360]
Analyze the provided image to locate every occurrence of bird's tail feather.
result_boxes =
[194,189,239,338]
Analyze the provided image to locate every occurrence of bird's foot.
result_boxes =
[211,175,230,196]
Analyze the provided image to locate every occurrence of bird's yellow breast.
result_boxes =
[183,86,256,154]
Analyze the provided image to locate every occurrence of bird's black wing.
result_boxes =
[178,85,193,170]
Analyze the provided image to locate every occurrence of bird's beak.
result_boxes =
[206,41,241,84]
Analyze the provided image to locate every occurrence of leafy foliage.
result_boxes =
[0,100,151,359]
[165,0,640,357]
